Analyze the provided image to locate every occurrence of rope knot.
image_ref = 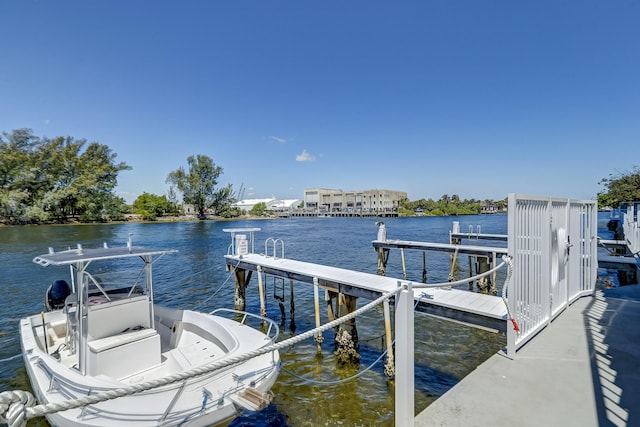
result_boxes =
[0,390,36,427]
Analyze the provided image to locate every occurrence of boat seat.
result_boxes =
[88,328,157,353]
[87,295,151,341]
[87,328,160,379]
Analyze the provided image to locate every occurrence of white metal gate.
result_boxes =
[506,194,597,355]
[623,203,640,255]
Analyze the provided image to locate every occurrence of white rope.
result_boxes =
[191,258,242,310]
[499,256,520,331]
[414,258,509,289]
[281,349,387,385]
[281,291,425,386]
[414,256,519,331]
[0,391,35,427]
[1,285,405,426]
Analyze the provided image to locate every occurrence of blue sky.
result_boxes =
[1,1,638,203]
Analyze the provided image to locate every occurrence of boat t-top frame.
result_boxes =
[33,238,177,375]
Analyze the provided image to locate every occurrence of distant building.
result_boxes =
[267,199,301,213]
[303,188,407,213]
[232,198,301,213]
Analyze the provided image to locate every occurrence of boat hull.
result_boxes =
[20,306,280,427]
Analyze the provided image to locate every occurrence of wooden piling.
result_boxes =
[313,278,323,351]
[377,247,390,276]
[476,257,491,294]
[335,292,359,363]
[233,267,247,311]
[257,266,267,317]
[325,290,337,332]
[468,255,474,290]
[383,299,395,378]
[400,248,407,280]
[289,279,295,322]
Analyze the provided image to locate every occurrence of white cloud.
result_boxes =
[270,135,287,144]
[296,149,315,162]
[43,119,50,125]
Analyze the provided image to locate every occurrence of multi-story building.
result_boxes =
[303,188,407,213]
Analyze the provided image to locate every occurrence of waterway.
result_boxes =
[0,213,614,426]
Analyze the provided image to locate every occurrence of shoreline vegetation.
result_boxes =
[2,129,637,227]
[0,210,506,227]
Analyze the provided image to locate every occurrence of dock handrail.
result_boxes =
[468,225,482,239]
[264,238,284,259]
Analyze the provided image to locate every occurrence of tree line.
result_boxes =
[2,129,638,224]
[0,129,130,223]
[0,130,239,224]
[398,195,507,216]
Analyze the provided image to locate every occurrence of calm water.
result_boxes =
[0,214,614,426]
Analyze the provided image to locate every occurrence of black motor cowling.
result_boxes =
[45,279,71,311]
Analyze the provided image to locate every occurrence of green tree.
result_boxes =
[166,154,227,219]
[211,183,236,214]
[598,166,640,208]
[250,202,267,216]
[75,142,131,221]
[166,186,183,216]
[0,129,130,224]
[0,129,41,222]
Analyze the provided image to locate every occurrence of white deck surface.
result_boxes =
[373,239,508,256]
[416,285,640,427]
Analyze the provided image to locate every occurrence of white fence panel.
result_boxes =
[623,204,640,256]
[507,194,597,356]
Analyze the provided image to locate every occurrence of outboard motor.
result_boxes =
[45,279,71,311]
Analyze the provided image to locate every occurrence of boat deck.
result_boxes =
[225,253,508,332]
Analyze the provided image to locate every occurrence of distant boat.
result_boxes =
[20,241,280,426]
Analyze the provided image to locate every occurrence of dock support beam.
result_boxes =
[395,281,414,427]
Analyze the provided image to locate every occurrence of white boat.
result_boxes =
[19,241,280,427]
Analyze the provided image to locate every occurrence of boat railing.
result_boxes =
[209,308,280,347]
[264,238,285,259]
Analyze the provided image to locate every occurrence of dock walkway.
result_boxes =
[225,253,508,332]
[372,239,508,258]
[415,285,640,427]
